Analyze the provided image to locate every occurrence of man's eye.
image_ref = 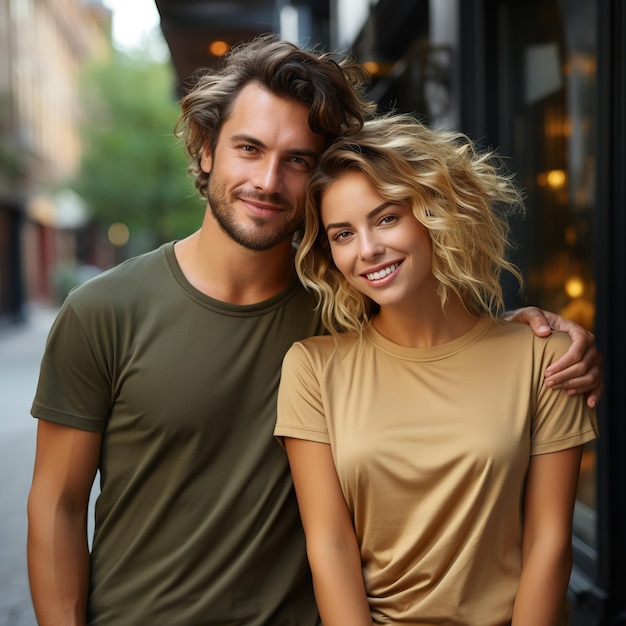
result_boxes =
[289,156,313,170]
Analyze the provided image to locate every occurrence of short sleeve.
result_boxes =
[274,341,330,445]
[531,332,599,455]
[31,299,112,432]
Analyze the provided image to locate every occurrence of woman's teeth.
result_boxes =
[366,263,399,281]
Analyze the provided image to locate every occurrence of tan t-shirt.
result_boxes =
[275,316,598,626]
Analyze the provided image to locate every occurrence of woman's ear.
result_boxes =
[200,140,213,174]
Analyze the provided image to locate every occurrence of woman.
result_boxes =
[274,114,598,625]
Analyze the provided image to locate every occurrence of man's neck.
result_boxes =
[174,221,296,306]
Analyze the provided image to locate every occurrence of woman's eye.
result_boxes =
[380,215,396,225]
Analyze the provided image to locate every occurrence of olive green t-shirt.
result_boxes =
[32,242,322,625]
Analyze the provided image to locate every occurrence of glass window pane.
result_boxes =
[506,0,597,547]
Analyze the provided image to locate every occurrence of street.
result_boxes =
[0,306,57,626]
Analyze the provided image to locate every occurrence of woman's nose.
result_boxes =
[359,234,385,260]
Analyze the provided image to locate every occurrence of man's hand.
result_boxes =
[503,306,603,409]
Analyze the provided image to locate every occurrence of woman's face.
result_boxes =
[321,170,437,312]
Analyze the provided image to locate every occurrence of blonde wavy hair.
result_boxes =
[297,113,526,334]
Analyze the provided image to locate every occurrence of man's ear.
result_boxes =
[200,140,213,173]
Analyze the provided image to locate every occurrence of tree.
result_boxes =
[74,48,202,251]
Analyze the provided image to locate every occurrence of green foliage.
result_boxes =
[73,49,203,248]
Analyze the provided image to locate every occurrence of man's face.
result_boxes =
[201,82,325,251]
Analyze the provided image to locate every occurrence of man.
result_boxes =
[27,34,602,625]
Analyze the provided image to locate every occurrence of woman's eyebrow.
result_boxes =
[324,202,393,233]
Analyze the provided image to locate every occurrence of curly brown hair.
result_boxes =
[174,33,376,199]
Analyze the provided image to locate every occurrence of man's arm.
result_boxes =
[27,420,102,626]
[504,306,603,408]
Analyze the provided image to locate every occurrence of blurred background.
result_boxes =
[0,1,623,625]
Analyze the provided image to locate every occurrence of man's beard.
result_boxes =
[207,176,303,252]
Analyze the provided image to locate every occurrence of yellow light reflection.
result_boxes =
[565,276,585,299]
[108,222,129,247]
[546,169,567,188]
[537,169,567,189]
[209,41,229,57]
[362,61,381,75]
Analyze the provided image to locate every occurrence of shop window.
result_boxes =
[503,0,597,548]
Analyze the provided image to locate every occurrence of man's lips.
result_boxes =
[239,196,289,218]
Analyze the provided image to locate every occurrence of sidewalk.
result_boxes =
[0,305,59,626]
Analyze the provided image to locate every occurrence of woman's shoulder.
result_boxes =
[286,332,362,367]
[292,331,358,351]
[490,318,572,361]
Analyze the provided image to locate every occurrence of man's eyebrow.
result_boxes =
[230,134,320,160]
[325,202,393,233]
[230,133,265,147]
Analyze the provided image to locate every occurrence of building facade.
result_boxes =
[0,0,110,323]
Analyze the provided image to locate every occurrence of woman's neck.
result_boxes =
[372,296,479,348]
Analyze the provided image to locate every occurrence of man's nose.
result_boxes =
[252,157,282,192]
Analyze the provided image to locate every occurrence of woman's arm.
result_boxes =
[511,446,583,626]
[503,307,602,408]
[284,437,373,626]
[27,420,102,626]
